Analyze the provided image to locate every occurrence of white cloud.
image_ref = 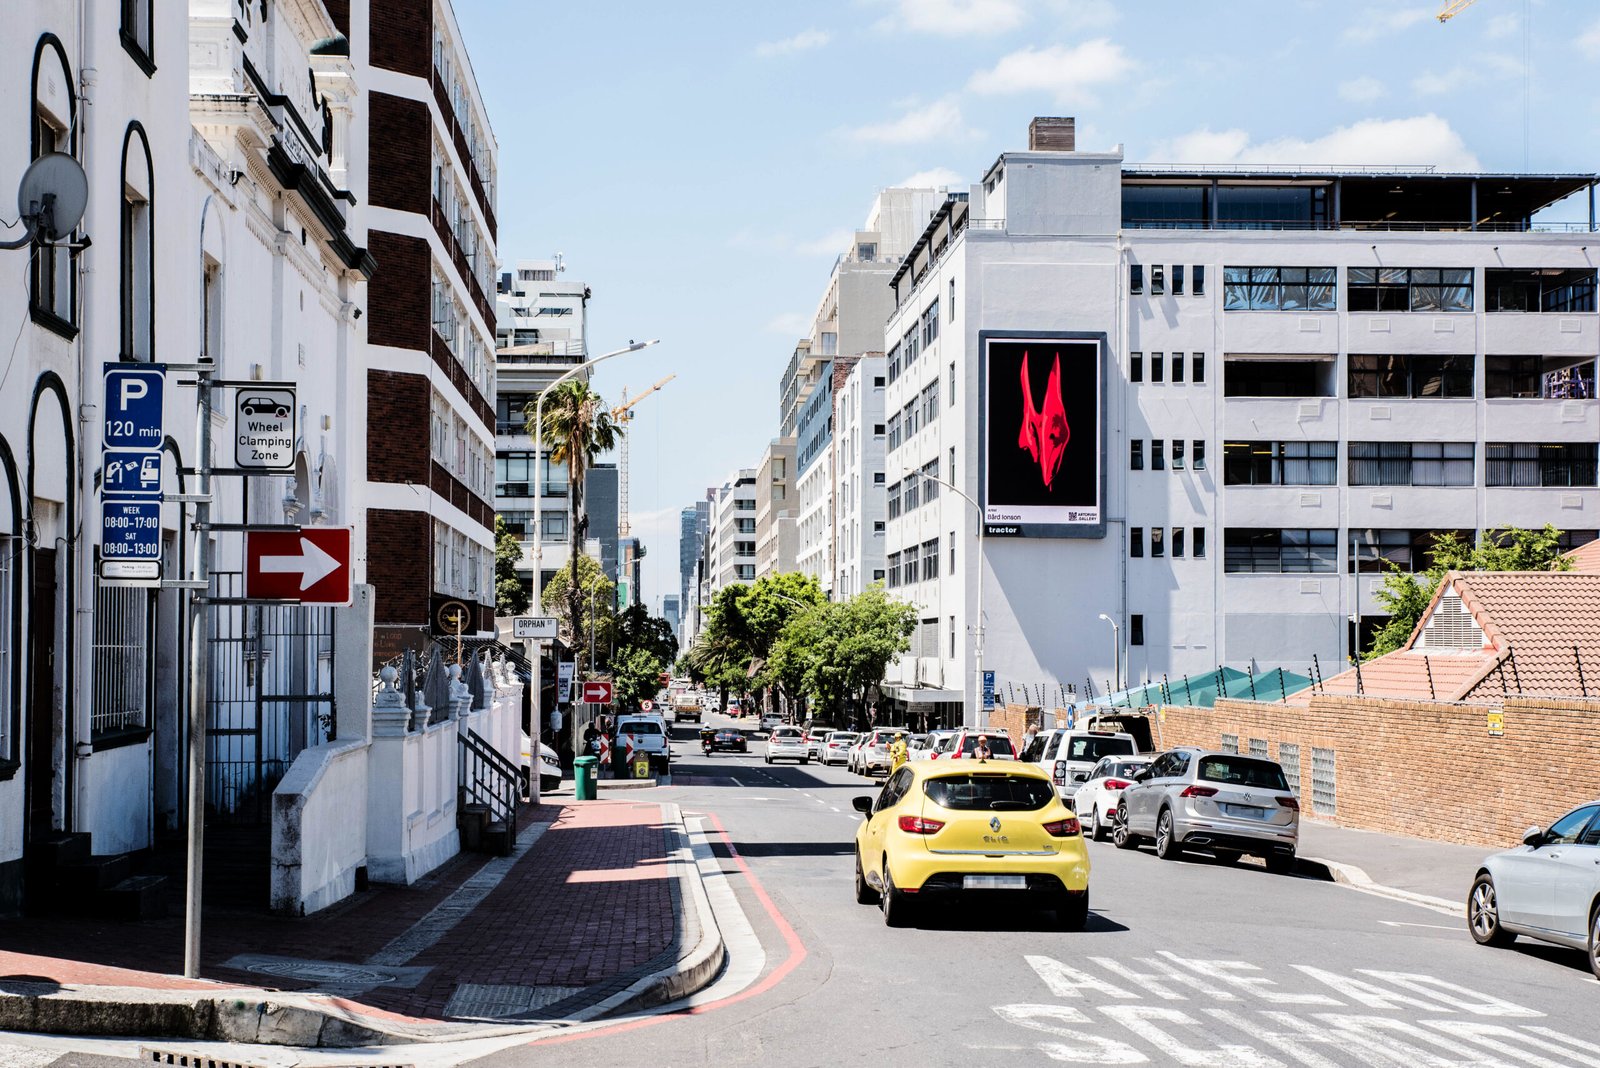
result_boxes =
[1582,20,1600,58]
[843,98,974,145]
[1143,115,1481,171]
[967,39,1133,105]
[795,229,855,256]
[765,312,812,336]
[1343,6,1432,42]
[1483,12,1519,39]
[881,0,1028,36]
[754,29,831,58]
[1411,67,1468,95]
[1338,76,1385,104]
[899,167,966,189]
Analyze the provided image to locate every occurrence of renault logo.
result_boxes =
[989,816,1002,832]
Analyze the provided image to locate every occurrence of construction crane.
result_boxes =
[610,374,675,538]
[1437,0,1478,21]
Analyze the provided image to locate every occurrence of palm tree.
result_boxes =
[530,380,619,658]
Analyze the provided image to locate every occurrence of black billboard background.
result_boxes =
[984,337,1100,510]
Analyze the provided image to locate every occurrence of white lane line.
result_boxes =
[1378,920,1462,931]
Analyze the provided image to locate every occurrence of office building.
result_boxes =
[834,355,889,596]
[755,438,798,579]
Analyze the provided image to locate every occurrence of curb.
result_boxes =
[1300,855,1465,917]
[0,806,727,1048]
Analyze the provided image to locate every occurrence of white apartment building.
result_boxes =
[834,355,888,596]
[706,471,758,598]
[880,116,1599,727]
[755,437,797,579]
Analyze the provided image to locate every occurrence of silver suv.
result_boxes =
[1112,749,1299,872]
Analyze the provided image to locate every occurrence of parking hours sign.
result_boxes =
[236,387,296,470]
[100,364,165,582]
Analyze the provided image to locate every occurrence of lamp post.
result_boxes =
[1098,613,1122,697]
[919,472,986,729]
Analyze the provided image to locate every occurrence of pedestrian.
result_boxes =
[890,731,909,773]
[973,733,993,762]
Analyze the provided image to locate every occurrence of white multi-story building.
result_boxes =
[755,437,797,580]
[706,471,758,597]
[881,116,1599,727]
[834,354,888,596]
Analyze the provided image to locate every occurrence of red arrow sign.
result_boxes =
[581,681,613,705]
[245,528,353,605]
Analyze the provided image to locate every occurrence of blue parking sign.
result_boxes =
[103,365,165,451]
[982,669,996,710]
[102,449,162,497]
[100,499,162,579]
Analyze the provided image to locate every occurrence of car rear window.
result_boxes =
[961,736,1015,757]
[828,733,857,742]
[1197,756,1288,791]
[620,721,661,735]
[1065,735,1136,762]
[924,773,1054,811]
[1109,761,1148,778]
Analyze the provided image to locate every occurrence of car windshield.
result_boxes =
[924,773,1054,811]
[829,733,857,743]
[1197,756,1289,791]
[620,721,661,735]
[961,736,1014,756]
[1066,735,1136,761]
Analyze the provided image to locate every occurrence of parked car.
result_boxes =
[803,724,837,760]
[931,728,1016,762]
[1071,756,1153,840]
[766,726,809,764]
[859,727,910,776]
[760,712,783,732]
[519,732,563,794]
[615,715,671,774]
[851,760,1090,929]
[913,730,957,761]
[1113,749,1299,871]
[1022,729,1140,799]
[706,728,748,753]
[821,731,858,766]
[846,734,873,773]
[1468,800,1600,978]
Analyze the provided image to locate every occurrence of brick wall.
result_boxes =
[369,0,429,79]
[367,231,430,352]
[323,0,349,34]
[368,93,429,214]
[367,370,430,484]
[1155,695,1600,848]
[367,509,430,628]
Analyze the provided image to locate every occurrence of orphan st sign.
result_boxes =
[236,387,296,470]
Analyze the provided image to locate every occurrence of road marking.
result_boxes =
[1377,921,1462,932]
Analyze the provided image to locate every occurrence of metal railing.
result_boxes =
[458,725,520,832]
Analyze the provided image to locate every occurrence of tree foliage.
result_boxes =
[541,553,616,655]
[494,516,530,617]
[767,586,917,719]
[614,603,678,669]
[613,645,666,709]
[690,573,826,705]
[1367,525,1572,658]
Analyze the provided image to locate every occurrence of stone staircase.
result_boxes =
[24,832,168,920]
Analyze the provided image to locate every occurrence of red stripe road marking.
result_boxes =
[525,810,808,1046]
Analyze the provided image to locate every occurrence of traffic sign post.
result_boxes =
[235,387,296,470]
[244,528,354,605]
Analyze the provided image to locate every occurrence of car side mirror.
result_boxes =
[1522,824,1544,848]
[1132,769,1150,782]
[852,796,874,814]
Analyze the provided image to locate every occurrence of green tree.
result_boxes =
[1367,525,1571,658]
[613,646,666,709]
[768,586,917,721]
[614,604,679,668]
[494,516,531,617]
[541,554,616,663]
[532,380,619,663]
[697,573,824,711]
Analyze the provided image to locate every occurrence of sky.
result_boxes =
[452,0,1600,615]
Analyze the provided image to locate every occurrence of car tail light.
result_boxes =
[897,816,945,835]
[1043,817,1081,837]
[1104,778,1132,790]
[1052,760,1067,785]
[1277,796,1300,810]
[1179,785,1218,798]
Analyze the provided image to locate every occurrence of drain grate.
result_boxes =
[443,982,584,1019]
[146,1048,414,1068]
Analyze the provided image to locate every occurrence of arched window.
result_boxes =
[30,35,77,337]
[120,123,154,361]
[120,0,155,75]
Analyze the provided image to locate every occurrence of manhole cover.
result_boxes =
[244,960,397,985]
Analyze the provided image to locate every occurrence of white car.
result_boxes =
[760,713,783,733]
[820,731,858,766]
[766,726,809,764]
[858,727,909,776]
[1071,756,1153,840]
[1468,801,1600,978]
[519,732,563,794]
[1022,729,1141,799]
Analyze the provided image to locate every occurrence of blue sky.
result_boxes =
[453,0,1600,613]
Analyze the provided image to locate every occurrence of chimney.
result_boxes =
[1028,116,1076,152]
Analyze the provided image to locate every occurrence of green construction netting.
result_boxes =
[1086,666,1314,709]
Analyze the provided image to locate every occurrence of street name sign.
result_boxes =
[235,387,296,470]
[244,527,353,605]
[100,363,166,582]
[581,681,613,705]
[512,616,558,640]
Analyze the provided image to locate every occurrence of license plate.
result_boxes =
[1220,804,1268,819]
[963,874,1027,890]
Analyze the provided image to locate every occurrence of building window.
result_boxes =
[1130,527,1143,558]
[1172,264,1185,296]
[904,472,920,513]
[541,511,568,543]
[1193,527,1206,558]
[1130,440,1143,471]
[1349,354,1474,399]
[1223,356,1335,398]
[1348,267,1473,312]
[30,37,77,335]
[1150,526,1165,558]
[887,552,901,588]
[949,446,956,484]
[121,0,154,72]
[903,550,919,584]
[922,380,940,424]
[1485,268,1595,313]
[1151,352,1164,383]
[887,481,901,519]
[1223,267,1337,311]
[949,278,956,320]
[1171,440,1185,469]
[922,538,940,579]
[1485,354,1596,400]
[922,300,940,347]
[1224,529,1338,573]
[1348,442,1474,486]
[1347,529,1470,574]
[949,615,956,658]
[120,123,154,361]
[1486,442,1599,488]
[1193,440,1206,471]
[0,516,14,765]
[921,460,940,500]
[1130,351,1143,383]
[949,534,955,573]
[873,472,885,485]
[873,520,885,533]
[1193,265,1206,296]
[1192,352,1205,383]
[1171,527,1185,558]
[91,581,152,739]
[887,412,901,451]
[887,344,902,385]
[874,376,885,387]
[1151,440,1165,471]
[1130,264,1144,294]
[1171,352,1184,383]
[1151,265,1165,295]
[948,361,956,406]
[1130,614,1144,646]
[873,569,885,582]
[1223,441,1337,486]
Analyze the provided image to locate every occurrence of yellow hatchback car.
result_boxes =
[852,759,1091,928]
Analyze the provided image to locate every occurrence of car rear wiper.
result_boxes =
[988,800,1034,811]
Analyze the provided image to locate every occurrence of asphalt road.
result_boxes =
[485,711,1600,1068]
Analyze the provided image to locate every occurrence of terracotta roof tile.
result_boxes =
[1563,540,1600,574]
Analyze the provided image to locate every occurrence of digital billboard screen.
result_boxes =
[980,333,1103,538]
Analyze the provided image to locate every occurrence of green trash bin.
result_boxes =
[573,756,598,801]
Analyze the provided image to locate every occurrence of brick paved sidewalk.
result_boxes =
[0,799,684,1025]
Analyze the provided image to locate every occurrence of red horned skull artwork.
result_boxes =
[1016,350,1070,490]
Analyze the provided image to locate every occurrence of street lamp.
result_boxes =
[1098,613,1122,696]
[531,339,660,600]
[919,472,987,729]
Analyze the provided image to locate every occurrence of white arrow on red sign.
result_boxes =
[260,537,342,590]
[581,681,613,704]
[244,527,354,606]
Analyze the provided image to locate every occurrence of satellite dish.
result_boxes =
[19,152,87,241]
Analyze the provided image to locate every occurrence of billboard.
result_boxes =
[980,332,1104,538]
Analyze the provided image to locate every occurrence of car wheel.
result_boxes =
[1468,873,1516,947]
[540,775,561,792]
[854,849,879,906]
[800,758,809,764]
[1589,902,1600,980]
[1112,804,1138,850]
[1053,889,1089,931]
[1264,851,1296,876]
[764,755,772,764]
[1088,805,1106,843]
[881,857,913,927]
[1154,809,1183,861]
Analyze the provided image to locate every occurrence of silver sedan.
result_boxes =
[1467,800,1600,978]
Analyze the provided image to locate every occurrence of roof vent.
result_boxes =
[1028,116,1076,152]
[1416,591,1485,653]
